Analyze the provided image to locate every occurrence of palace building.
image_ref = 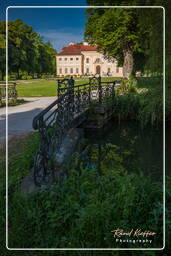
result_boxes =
[56,42,123,77]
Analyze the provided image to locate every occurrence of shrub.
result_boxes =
[26,75,32,79]
[41,74,47,79]
[21,75,33,80]
[116,77,137,95]
[113,77,164,126]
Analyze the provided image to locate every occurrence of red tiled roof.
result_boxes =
[57,44,98,55]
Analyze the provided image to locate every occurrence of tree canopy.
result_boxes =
[85,0,169,77]
[0,19,57,80]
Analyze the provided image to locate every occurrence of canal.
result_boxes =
[82,120,164,182]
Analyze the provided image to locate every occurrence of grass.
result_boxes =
[16,77,121,97]
[16,79,58,97]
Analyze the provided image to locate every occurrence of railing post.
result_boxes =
[112,81,115,98]
[14,82,17,101]
[98,76,102,103]
[88,78,91,103]
[57,79,61,97]
[68,77,75,119]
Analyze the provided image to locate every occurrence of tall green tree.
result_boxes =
[0,19,57,80]
[85,0,166,77]
[0,21,6,80]
[85,7,148,77]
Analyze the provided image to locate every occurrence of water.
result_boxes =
[83,120,164,182]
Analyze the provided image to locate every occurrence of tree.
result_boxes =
[0,19,57,80]
[0,21,6,80]
[85,0,167,77]
[85,7,148,77]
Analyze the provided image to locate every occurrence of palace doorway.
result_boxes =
[96,65,101,75]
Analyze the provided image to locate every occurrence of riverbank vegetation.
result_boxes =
[0,132,170,254]
[113,76,167,126]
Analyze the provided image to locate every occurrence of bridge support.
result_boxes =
[84,102,114,129]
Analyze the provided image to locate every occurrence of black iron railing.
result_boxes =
[32,76,116,186]
[0,82,17,105]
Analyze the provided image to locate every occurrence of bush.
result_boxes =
[21,75,32,80]
[26,75,32,79]
[113,77,164,126]
[3,75,11,81]
[116,77,137,95]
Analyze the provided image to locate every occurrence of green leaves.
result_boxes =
[0,19,57,79]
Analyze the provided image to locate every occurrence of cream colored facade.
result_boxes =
[56,44,123,77]
[56,55,83,76]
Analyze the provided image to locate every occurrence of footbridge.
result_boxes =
[32,76,118,186]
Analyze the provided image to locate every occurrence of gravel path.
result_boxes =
[0,97,56,144]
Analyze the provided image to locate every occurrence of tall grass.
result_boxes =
[112,76,169,126]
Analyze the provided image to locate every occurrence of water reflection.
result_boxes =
[83,120,163,181]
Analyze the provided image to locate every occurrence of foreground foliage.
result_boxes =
[0,128,170,256]
[113,76,170,126]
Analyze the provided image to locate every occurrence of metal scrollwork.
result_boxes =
[33,76,117,186]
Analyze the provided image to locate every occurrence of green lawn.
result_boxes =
[16,77,121,97]
[17,79,58,97]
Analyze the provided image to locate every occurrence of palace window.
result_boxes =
[116,66,119,73]
[86,58,89,63]
[76,68,79,73]
[70,58,73,61]
[95,58,100,63]
[65,58,67,61]
[59,68,62,73]
[65,68,68,74]
[86,68,89,74]
[107,68,111,73]
[59,58,62,61]
[76,58,79,61]
[70,68,73,73]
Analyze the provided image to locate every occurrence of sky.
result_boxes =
[0,0,88,51]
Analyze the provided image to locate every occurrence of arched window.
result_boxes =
[86,58,89,63]
[95,58,101,63]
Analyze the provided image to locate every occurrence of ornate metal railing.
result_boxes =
[0,82,17,105]
[32,76,116,186]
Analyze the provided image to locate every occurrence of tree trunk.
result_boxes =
[1,70,5,81]
[17,68,20,79]
[123,49,134,78]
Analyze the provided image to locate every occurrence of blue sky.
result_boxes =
[0,0,88,51]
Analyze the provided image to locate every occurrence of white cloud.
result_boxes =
[37,28,84,51]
